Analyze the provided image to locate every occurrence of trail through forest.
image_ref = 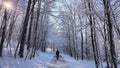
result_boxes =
[0,52,96,68]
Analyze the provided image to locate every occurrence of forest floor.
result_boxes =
[0,51,120,68]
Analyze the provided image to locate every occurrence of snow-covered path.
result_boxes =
[0,52,95,68]
[26,52,96,68]
[0,52,120,68]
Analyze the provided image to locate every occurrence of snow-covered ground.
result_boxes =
[0,52,120,68]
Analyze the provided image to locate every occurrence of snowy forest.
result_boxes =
[0,0,120,68]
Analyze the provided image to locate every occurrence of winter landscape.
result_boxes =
[0,0,120,68]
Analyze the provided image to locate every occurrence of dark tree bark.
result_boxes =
[0,9,7,57]
[25,0,37,60]
[30,0,41,59]
[18,0,32,58]
[78,15,84,60]
[103,0,118,68]
[87,1,100,68]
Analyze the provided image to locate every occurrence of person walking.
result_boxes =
[56,49,60,60]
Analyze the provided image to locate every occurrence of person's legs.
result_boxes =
[56,55,59,60]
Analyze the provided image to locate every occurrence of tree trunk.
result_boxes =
[87,1,100,68]
[0,9,7,57]
[18,0,32,58]
[103,0,117,68]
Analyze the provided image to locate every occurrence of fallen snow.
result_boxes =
[0,52,120,68]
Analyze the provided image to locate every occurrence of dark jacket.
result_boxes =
[56,50,60,60]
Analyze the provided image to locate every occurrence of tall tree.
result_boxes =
[103,0,117,68]
[0,6,7,57]
[86,0,100,67]
[18,0,32,58]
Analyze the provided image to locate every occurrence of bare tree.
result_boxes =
[18,0,32,58]
[0,6,7,57]
[103,0,117,68]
